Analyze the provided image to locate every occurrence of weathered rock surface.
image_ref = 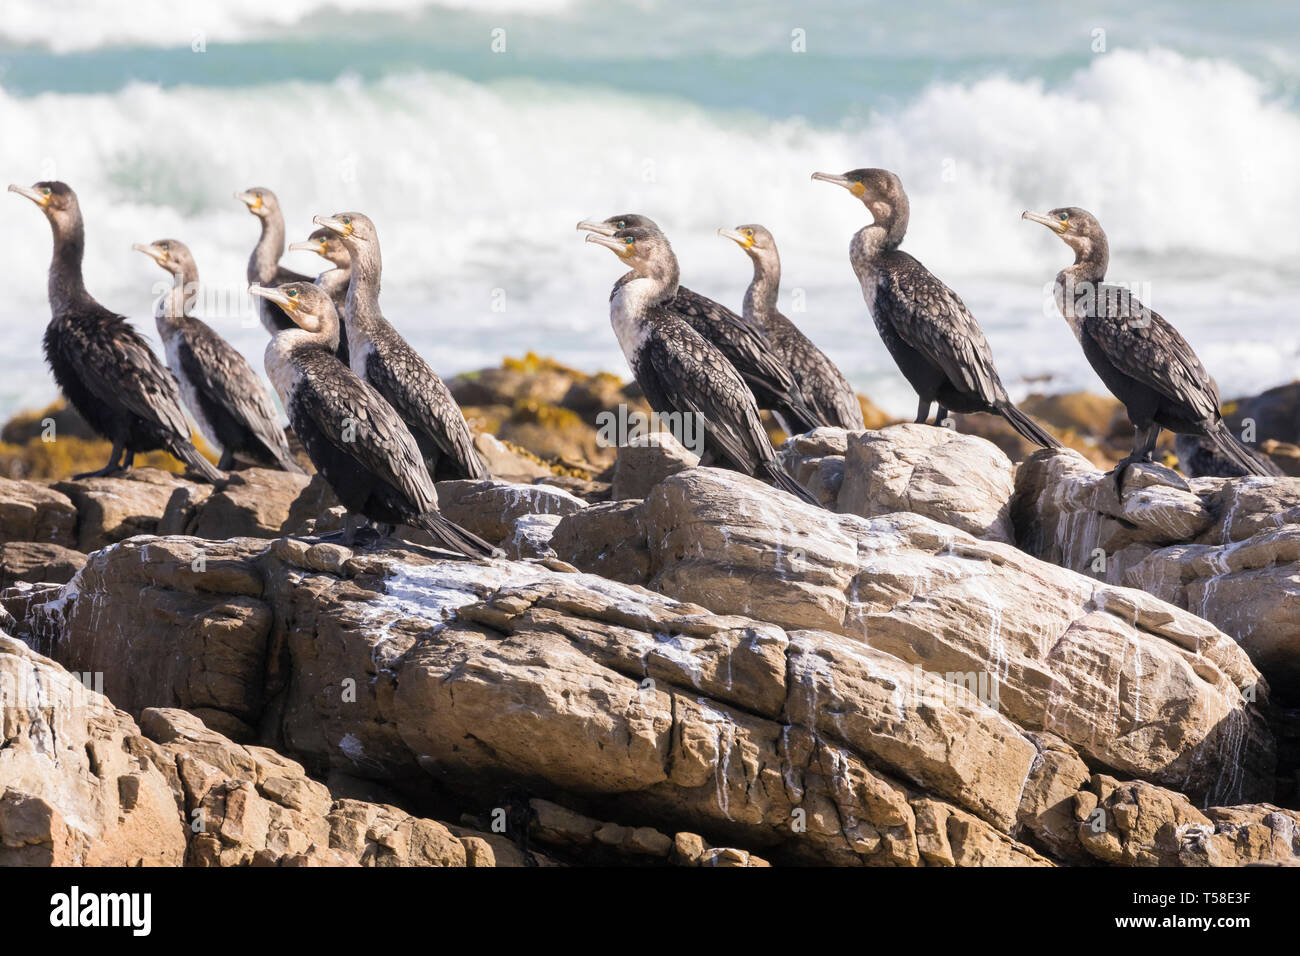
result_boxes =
[0,477,77,548]
[0,541,85,587]
[610,432,700,501]
[1014,448,1300,700]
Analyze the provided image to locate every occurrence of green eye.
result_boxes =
[342,217,351,225]
[42,187,50,196]
[287,288,298,297]
[1059,213,1068,221]
[623,237,634,245]
[159,242,169,250]
[615,220,625,228]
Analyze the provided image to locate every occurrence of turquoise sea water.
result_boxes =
[1,0,1298,419]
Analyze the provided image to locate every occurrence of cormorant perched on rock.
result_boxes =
[250,281,494,557]
[719,223,866,430]
[813,168,1059,449]
[585,225,818,505]
[312,212,489,481]
[133,238,304,474]
[1023,206,1277,490]
[236,187,311,335]
[9,181,223,482]
[577,214,821,435]
[289,227,352,367]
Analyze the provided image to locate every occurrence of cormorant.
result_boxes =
[133,238,304,474]
[236,187,311,335]
[288,227,352,367]
[249,281,494,557]
[718,223,866,430]
[584,224,818,505]
[812,168,1059,449]
[1022,206,1277,490]
[9,181,223,482]
[312,212,489,481]
[577,215,822,435]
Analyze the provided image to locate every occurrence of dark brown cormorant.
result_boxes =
[9,181,223,482]
[1022,206,1277,490]
[577,214,822,435]
[312,212,489,482]
[718,223,866,430]
[812,168,1059,449]
[236,187,311,335]
[133,238,304,474]
[250,281,494,557]
[288,227,352,367]
[584,225,817,505]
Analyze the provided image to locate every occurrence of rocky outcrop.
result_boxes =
[1014,448,1300,700]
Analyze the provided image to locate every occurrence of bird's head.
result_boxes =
[9,180,80,231]
[312,211,374,247]
[585,225,675,278]
[718,223,777,265]
[576,213,661,237]
[1021,206,1107,263]
[132,238,196,279]
[811,168,906,223]
[289,227,351,268]
[249,281,337,336]
[235,187,282,220]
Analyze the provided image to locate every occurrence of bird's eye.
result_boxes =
[623,237,634,245]
[42,187,50,196]
[160,242,169,250]
[615,220,625,229]
[745,229,753,237]
[287,289,298,297]
[342,217,351,225]
[1058,213,1069,221]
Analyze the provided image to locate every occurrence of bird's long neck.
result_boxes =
[48,214,93,316]
[639,252,680,306]
[160,262,199,323]
[1063,236,1109,286]
[320,263,350,297]
[344,243,383,329]
[743,252,780,328]
[249,212,286,284]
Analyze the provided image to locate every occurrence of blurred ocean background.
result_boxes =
[1,0,1298,420]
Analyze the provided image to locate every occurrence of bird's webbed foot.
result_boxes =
[73,445,128,480]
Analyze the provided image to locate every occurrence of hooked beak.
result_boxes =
[248,284,297,311]
[9,184,49,208]
[811,171,866,197]
[585,233,631,257]
[1021,210,1068,235]
[234,190,263,211]
[132,242,168,264]
[289,239,327,256]
[576,219,617,237]
[717,227,753,249]
[313,215,353,238]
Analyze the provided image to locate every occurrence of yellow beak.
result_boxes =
[9,184,50,207]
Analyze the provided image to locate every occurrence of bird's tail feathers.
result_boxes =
[416,510,500,559]
[175,443,225,484]
[997,402,1061,449]
[1210,423,1280,477]
[764,461,821,507]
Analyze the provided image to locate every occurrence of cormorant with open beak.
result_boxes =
[250,281,495,556]
[9,181,222,482]
[288,227,352,366]
[134,238,303,474]
[1022,206,1277,489]
[312,212,487,481]
[236,187,311,335]
[813,168,1059,449]
[718,223,865,430]
[577,214,822,435]
[585,225,818,505]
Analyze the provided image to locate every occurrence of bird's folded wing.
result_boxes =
[366,344,479,470]
[675,288,803,399]
[74,312,192,439]
[178,321,290,455]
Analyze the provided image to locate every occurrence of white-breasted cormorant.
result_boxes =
[1022,206,1277,489]
[250,281,494,557]
[718,223,866,430]
[288,227,352,367]
[133,238,304,474]
[577,214,822,435]
[9,181,223,482]
[312,212,489,482]
[236,187,311,336]
[585,224,818,505]
[813,168,1059,449]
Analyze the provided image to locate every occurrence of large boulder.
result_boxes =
[0,477,77,548]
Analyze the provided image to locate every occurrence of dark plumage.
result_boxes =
[720,223,866,430]
[134,238,303,473]
[312,212,488,482]
[1023,206,1277,491]
[9,181,222,482]
[289,227,352,367]
[252,282,494,557]
[578,214,821,435]
[814,168,1060,449]
[237,187,311,335]
[585,224,818,505]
